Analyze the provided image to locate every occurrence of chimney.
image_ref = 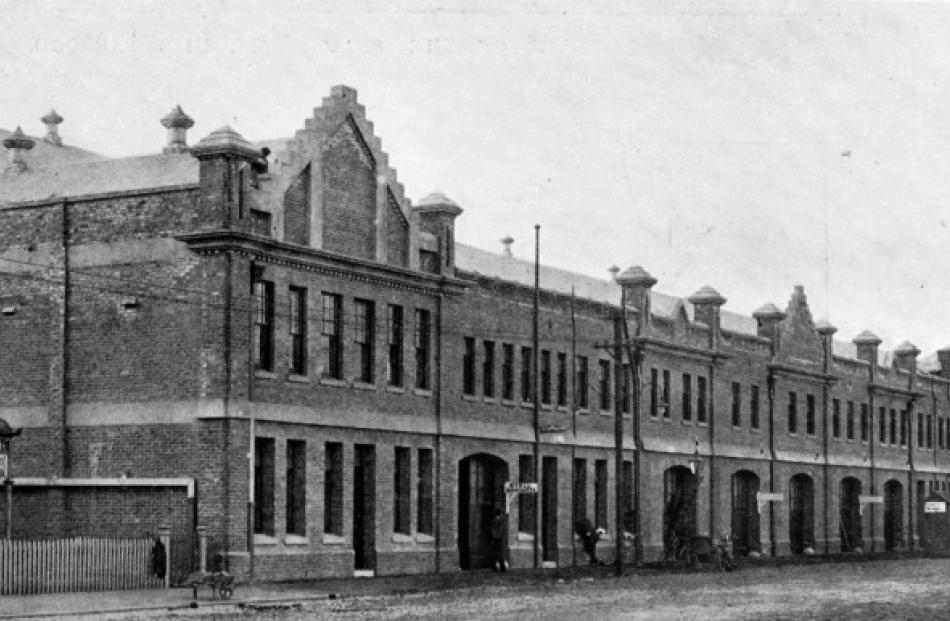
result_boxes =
[893,341,920,374]
[501,235,514,257]
[191,125,262,226]
[616,265,657,329]
[752,303,786,342]
[937,345,950,377]
[608,265,620,280]
[688,285,727,349]
[815,319,837,372]
[41,109,64,146]
[2,126,35,173]
[852,330,882,371]
[161,105,195,154]
[414,193,463,275]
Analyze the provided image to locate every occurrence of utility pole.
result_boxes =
[532,224,541,569]
[613,291,625,575]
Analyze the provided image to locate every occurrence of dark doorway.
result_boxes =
[789,474,815,555]
[542,456,558,563]
[731,470,761,556]
[884,479,903,551]
[663,466,698,555]
[840,477,863,552]
[458,453,508,570]
[353,444,376,571]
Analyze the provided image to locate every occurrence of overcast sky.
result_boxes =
[2,0,950,354]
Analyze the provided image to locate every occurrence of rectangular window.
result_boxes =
[595,460,608,531]
[860,403,869,441]
[394,447,412,535]
[557,353,568,407]
[289,287,306,375]
[662,370,671,419]
[286,439,306,536]
[622,363,631,414]
[847,401,855,440]
[650,368,659,417]
[731,382,741,427]
[682,373,692,421]
[577,356,589,409]
[751,385,760,429]
[880,407,887,445]
[541,350,552,405]
[387,305,403,387]
[521,346,533,402]
[599,360,612,411]
[354,299,375,383]
[696,375,706,423]
[806,394,816,436]
[573,458,587,523]
[414,309,431,389]
[832,399,841,438]
[901,411,909,447]
[919,412,925,448]
[502,344,515,400]
[519,455,536,534]
[324,442,343,535]
[463,337,476,396]
[253,437,275,535]
[321,293,343,379]
[926,413,933,448]
[889,408,897,445]
[417,448,434,535]
[940,418,946,450]
[622,460,634,534]
[788,392,798,434]
[483,341,496,398]
[253,280,275,371]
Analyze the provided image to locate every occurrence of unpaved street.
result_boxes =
[123,558,950,620]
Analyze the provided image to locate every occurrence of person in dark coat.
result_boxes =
[489,508,508,571]
[574,517,602,565]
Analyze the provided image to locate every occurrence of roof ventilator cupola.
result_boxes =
[2,126,35,174]
[161,105,195,154]
[41,109,64,146]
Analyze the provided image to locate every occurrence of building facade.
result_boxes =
[2,86,950,581]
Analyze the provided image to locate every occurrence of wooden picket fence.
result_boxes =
[0,537,163,595]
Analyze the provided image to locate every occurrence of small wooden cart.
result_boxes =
[181,570,236,600]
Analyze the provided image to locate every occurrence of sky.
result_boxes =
[2,0,950,354]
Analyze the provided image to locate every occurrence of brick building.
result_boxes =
[2,86,950,581]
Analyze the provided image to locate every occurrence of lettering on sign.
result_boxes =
[858,495,883,504]
[504,482,539,494]
[924,501,947,514]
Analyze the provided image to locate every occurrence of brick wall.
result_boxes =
[321,120,376,259]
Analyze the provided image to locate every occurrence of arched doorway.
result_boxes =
[789,474,815,555]
[458,454,508,570]
[731,470,761,556]
[840,477,863,552]
[663,466,698,555]
[884,480,904,551]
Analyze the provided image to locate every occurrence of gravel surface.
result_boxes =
[110,558,950,620]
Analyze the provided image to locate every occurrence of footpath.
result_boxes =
[0,566,608,619]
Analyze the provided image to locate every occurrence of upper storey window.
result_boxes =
[354,299,375,384]
[321,293,343,379]
[253,280,275,372]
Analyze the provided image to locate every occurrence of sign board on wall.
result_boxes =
[0,453,7,481]
[505,482,538,494]
[925,501,947,513]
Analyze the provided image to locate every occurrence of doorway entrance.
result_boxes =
[663,466,698,555]
[731,470,761,556]
[884,479,903,551]
[458,453,508,569]
[840,477,862,552]
[542,456,558,564]
[789,473,815,555]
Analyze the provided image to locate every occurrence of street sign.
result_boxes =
[925,501,947,513]
[504,482,538,494]
[0,453,7,481]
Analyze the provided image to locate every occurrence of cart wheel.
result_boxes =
[219,585,234,599]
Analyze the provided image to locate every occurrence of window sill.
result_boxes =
[483,396,498,404]
[577,409,590,416]
[461,394,479,402]
[557,406,569,413]
[284,535,309,546]
[414,388,432,397]
[353,381,377,391]
[320,377,347,388]
[502,399,517,408]
[697,421,708,427]
[415,533,435,543]
[732,425,743,431]
[287,374,310,384]
[541,403,553,411]
[681,419,693,425]
[387,385,406,394]
[391,533,414,544]
[517,532,535,542]
[520,401,535,409]
[750,427,761,433]
[253,534,278,546]
[254,370,276,380]
[661,417,671,424]
[322,533,346,545]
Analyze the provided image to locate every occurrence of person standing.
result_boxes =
[574,517,602,565]
[489,508,508,571]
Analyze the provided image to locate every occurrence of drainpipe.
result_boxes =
[434,291,444,573]
[222,251,234,571]
[59,199,70,477]
[531,225,540,569]
[767,371,776,557]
